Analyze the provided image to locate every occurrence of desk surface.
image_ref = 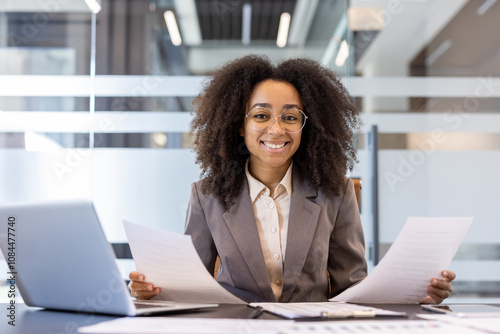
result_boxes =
[1,302,443,334]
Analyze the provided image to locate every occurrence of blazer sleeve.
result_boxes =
[328,179,368,298]
[184,182,218,276]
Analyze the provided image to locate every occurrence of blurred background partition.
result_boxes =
[348,0,500,299]
[1,0,499,298]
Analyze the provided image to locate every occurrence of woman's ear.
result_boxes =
[239,126,244,137]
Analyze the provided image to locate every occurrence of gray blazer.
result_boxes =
[184,165,367,302]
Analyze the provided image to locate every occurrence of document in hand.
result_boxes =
[330,217,473,304]
[123,220,245,304]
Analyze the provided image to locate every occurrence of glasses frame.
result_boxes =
[245,107,308,133]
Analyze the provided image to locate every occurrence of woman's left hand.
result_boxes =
[420,270,456,304]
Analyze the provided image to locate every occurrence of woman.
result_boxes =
[129,55,454,303]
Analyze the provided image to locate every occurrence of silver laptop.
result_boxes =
[0,200,217,316]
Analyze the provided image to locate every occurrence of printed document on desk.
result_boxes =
[78,318,484,334]
[279,320,485,334]
[249,302,406,319]
[123,220,245,304]
[79,318,291,334]
[418,313,500,333]
[331,217,473,304]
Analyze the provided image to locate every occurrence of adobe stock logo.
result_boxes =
[384,76,500,192]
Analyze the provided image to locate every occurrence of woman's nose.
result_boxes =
[267,116,285,135]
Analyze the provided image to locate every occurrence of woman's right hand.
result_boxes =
[128,271,161,300]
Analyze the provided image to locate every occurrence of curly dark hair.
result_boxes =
[191,55,360,205]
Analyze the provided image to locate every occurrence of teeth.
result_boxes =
[264,142,286,149]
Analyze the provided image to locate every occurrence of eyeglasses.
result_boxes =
[245,107,308,133]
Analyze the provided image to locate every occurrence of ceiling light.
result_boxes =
[242,3,252,45]
[164,10,182,46]
[335,40,349,67]
[425,39,453,66]
[276,12,291,48]
[84,0,101,14]
[477,0,497,15]
[153,133,168,147]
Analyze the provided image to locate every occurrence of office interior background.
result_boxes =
[0,0,499,300]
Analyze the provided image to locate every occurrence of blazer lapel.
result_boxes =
[222,180,276,301]
[280,166,321,302]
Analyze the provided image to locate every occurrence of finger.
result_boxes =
[429,285,451,298]
[132,290,156,299]
[426,292,444,304]
[129,281,154,292]
[442,270,456,282]
[129,271,145,281]
[419,296,436,304]
[431,278,453,291]
[132,287,161,300]
[427,285,450,304]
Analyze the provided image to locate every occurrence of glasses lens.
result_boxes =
[280,109,305,133]
[247,108,306,133]
[248,108,274,132]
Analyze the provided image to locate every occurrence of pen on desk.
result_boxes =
[320,311,350,319]
[248,306,264,319]
[320,309,376,319]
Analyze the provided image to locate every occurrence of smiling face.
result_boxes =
[241,79,303,180]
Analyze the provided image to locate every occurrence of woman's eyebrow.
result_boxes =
[250,102,272,109]
[250,103,302,109]
[283,104,302,109]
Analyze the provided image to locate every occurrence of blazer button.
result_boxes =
[269,203,275,209]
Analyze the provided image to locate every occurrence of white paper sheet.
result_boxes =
[280,320,485,334]
[249,302,406,318]
[78,318,291,334]
[123,220,245,304]
[331,217,473,304]
[78,318,484,334]
[418,314,500,333]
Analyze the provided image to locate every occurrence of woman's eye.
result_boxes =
[254,113,270,119]
[283,115,299,122]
